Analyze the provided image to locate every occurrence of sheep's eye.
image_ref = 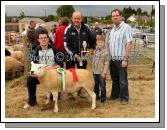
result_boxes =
[38,67,42,70]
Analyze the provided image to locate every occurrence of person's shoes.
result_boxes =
[23,104,33,109]
[119,99,128,105]
[23,102,37,109]
[111,97,120,101]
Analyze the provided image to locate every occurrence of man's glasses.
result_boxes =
[39,37,48,40]
[112,15,120,17]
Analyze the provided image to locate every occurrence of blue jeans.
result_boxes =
[110,60,129,101]
[93,74,106,100]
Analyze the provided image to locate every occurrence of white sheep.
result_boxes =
[5,56,24,72]
[5,45,24,63]
[10,50,24,63]
[5,56,24,79]
[30,62,96,113]
[13,44,24,52]
[5,45,14,52]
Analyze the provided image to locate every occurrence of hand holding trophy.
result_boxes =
[79,41,89,67]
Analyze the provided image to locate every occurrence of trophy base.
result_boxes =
[81,51,89,53]
[79,60,83,66]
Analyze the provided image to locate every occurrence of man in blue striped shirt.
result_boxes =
[109,9,133,103]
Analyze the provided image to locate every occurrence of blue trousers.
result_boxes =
[93,74,106,100]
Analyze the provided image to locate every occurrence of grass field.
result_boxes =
[5,56,155,118]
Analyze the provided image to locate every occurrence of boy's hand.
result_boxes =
[89,49,94,55]
[121,60,128,67]
[101,73,106,79]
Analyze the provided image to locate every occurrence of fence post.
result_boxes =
[23,35,30,75]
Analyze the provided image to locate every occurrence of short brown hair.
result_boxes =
[96,35,105,41]
[111,9,122,16]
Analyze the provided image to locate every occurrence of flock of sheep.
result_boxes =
[5,44,25,79]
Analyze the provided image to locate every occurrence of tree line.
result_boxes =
[5,5,155,24]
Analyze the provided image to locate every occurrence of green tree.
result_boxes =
[83,17,87,24]
[132,9,137,15]
[18,11,25,20]
[150,5,155,27]
[122,7,135,20]
[146,19,155,27]
[143,11,148,16]
[55,15,59,21]
[47,14,55,21]
[40,16,49,22]
[151,5,155,16]
[136,8,142,15]
[56,5,75,18]
[138,18,145,26]
[105,15,111,20]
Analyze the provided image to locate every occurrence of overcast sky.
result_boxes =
[5,5,153,17]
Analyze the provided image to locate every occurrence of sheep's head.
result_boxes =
[30,62,47,77]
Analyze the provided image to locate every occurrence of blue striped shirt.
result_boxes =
[109,21,132,60]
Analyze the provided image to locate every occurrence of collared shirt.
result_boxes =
[93,47,105,72]
[74,25,81,33]
[93,47,109,74]
[109,21,132,60]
